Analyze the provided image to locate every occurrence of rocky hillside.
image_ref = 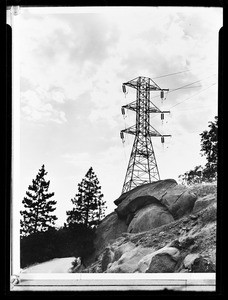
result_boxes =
[71,179,217,273]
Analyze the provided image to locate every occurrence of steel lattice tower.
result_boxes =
[120,76,171,194]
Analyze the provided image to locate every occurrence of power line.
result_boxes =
[169,82,217,109]
[169,74,217,94]
[150,82,217,120]
[150,73,217,100]
[175,85,202,90]
[152,69,192,79]
[152,63,217,80]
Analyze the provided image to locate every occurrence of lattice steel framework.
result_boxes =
[120,76,171,194]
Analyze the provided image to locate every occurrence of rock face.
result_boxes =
[193,194,216,213]
[115,179,197,221]
[127,203,174,233]
[161,186,197,219]
[80,180,217,274]
[93,211,128,258]
[115,179,177,218]
[93,179,198,260]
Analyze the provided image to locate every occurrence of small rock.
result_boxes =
[179,236,195,249]
[190,244,199,252]
[146,253,177,273]
[179,269,189,273]
[191,257,216,272]
[170,239,181,249]
[158,231,165,237]
[183,253,200,268]
[121,232,129,237]
[101,247,114,272]
[190,214,198,220]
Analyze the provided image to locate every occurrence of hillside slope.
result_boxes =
[73,180,217,273]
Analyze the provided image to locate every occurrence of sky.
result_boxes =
[17,6,222,227]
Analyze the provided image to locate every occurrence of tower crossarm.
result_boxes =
[121,125,137,136]
[124,81,161,91]
[148,110,171,114]
[121,124,171,139]
[147,123,171,138]
[122,102,170,114]
[123,76,170,92]
[122,101,137,112]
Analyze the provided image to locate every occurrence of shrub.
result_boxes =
[20,224,95,269]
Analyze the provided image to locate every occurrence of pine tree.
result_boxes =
[20,165,57,237]
[66,167,106,228]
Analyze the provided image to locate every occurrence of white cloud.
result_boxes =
[21,88,67,123]
[18,7,222,225]
[50,89,66,104]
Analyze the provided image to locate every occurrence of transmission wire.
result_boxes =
[152,62,217,80]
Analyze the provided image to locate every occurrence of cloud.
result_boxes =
[21,87,67,123]
[19,12,119,101]
[55,13,119,65]
[19,7,221,128]
[19,7,222,224]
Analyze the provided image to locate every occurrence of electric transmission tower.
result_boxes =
[120,76,171,194]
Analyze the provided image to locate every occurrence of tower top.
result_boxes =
[123,76,169,92]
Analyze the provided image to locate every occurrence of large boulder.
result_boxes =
[192,194,216,213]
[191,256,216,272]
[115,179,177,218]
[114,179,197,221]
[160,185,197,219]
[183,253,200,269]
[127,202,174,233]
[146,253,178,273]
[93,212,128,258]
[137,246,180,273]
[106,245,153,273]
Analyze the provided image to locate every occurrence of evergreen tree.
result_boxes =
[20,165,57,237]
[66,167,106,228]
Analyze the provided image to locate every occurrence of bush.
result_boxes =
[20,224,95,269]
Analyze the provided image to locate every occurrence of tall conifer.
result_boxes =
[20,165,57,236]
[66,167,106,228]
